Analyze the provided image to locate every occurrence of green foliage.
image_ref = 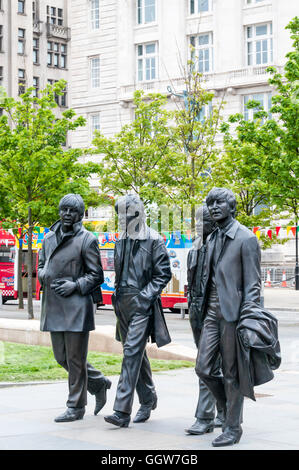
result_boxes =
[0,80,100,228]
[159,67,225,231]
[216,17,299,243]
[0,342,193,382]
[0,81,101,316]
[93,90,173,206]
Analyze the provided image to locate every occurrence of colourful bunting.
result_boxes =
[256,230,261,240]
[287,226,291,236]
[267,229,272,240]
[276,226,281,236]
[253,227,259,234]
[291,227,296,237]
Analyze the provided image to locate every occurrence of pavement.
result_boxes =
[0,287,298,450]
[0,368,298,450]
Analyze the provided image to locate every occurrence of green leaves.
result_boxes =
[0,80,100,228]
[216,17,299,243]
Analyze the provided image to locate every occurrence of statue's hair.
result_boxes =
[115,194,145,217]
[195,203,214,222]
[59,194,85,217]
[205,187,237,217]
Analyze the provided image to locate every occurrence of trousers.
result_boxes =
[195,288,244,430]
[190,315,223,420]
[51,331,107,409]
[113,288,156,414]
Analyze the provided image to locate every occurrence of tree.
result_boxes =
[0,80,100,317]
[160,65,225,233]
[217,17,298,235]
[93,90,173,207]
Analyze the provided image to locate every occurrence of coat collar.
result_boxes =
[223,219,239,240]
[50,219,83,236]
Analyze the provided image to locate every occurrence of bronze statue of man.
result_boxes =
[104,194,172,428]
[38,194,111,422]
[196,188,261,447]
[185,205,225,435]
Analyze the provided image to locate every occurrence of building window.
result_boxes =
[18,69,26,95]
[18,0,25,14]
[246,23,273,66]
[48,79,67,107]
[243,92,272,121]
[61,44,67,68]
[137,0,156,25]
[190,33,213,73]
[33,37,39,64]
[32,1,36,20]
[90,0,100,30]
[0,26,3,52]
[190,0,212,14]
[33,76,39,97]
[90,56,100,88]
[47,41,53,65]
[18,28,25,55]
[47,41,67,68]
[137,43,157,81]
[47,6,63,25]
[90,113,100,141]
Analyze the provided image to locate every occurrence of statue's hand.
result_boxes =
[54,280,77,297]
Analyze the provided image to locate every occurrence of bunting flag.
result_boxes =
[253,227,259,234]
[291,227,296,237]
[255,230,261,240]
[267,229,272,240]
[287,226,292,236]
[276,226,281,236]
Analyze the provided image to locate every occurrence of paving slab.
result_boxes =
[0,368,298,450]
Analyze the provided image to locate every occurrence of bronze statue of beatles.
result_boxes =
[186,205,225,435]
[104,194,172,428]
[38,194,111,422]
[196,188,262,446]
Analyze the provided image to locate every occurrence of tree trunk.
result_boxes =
[191,155,195,235]
[27,208,34,319]
[17,238,24,310]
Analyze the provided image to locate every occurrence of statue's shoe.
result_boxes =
[94,378,112,415]
[185,419,214,435]
[133,394,158,423]
[104,412,130,428]
[54,407,85,423]
[212,428,243,447]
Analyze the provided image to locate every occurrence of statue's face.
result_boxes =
[195,213,215,239]
[117,202,139,232]
[207,196,232,223]
[59,204,81,231]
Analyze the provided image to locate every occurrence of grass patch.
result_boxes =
[0,342,193,383]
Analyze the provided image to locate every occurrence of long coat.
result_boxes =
[113,225,172,348]
[202,220,261,322]
[236,301,281,400]
[187,237,207,341]
[38,220,104,332]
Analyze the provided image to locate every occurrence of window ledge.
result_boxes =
[243,1,272,10]
[186,12,213,20]
[134,22,158,30]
